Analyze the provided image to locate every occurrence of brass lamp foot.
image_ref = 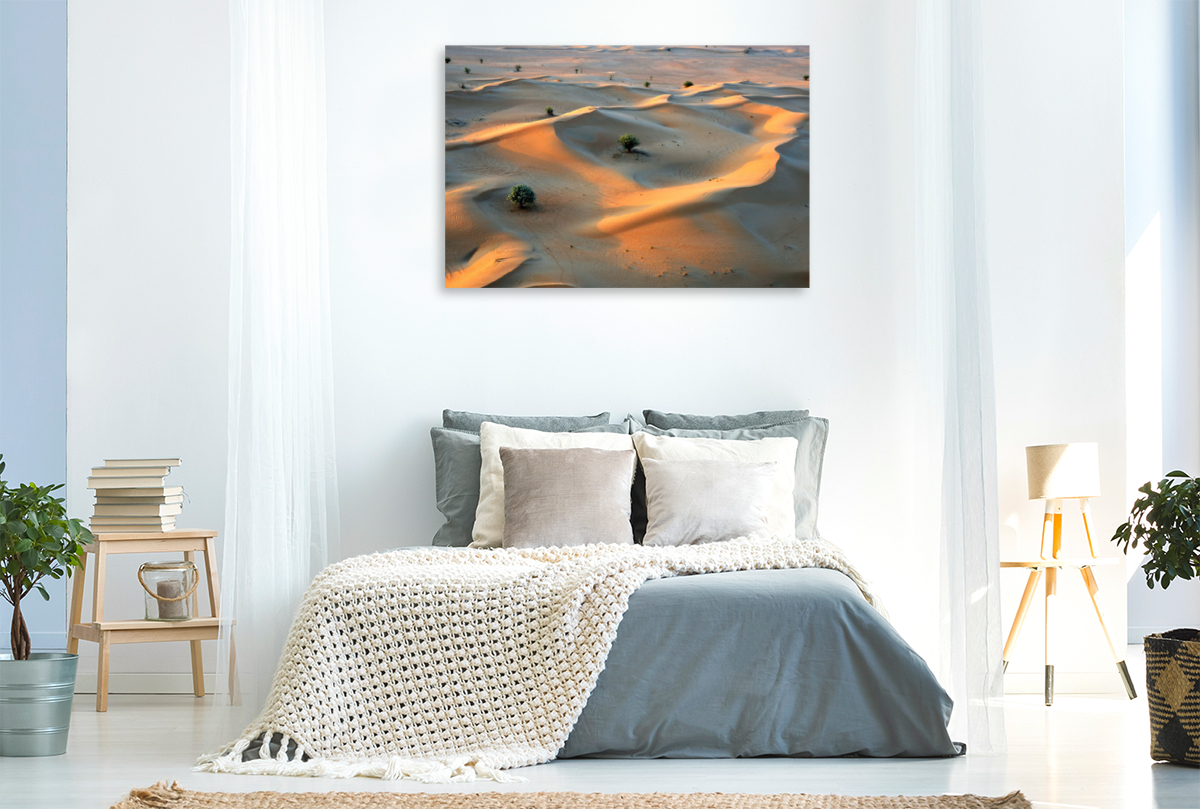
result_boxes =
[1044,664,1054,706]
[1117,660,1137,700]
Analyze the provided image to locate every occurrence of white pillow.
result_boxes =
[641,458,777,546]
[470,422,635,549]
[632,431,798,541]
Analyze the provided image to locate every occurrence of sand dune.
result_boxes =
[445,47,809,288]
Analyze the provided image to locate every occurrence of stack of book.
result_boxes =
[87,459,183,533]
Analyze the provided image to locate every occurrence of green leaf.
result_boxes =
[1113,472,1200,589]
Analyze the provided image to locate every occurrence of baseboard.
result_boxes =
[1128,624,1189,644]
[1004,671,1126,695]
[74,671,218,695]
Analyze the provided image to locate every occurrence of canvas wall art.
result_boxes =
[444,46,810,288]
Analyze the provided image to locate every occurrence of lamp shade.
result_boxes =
[1026,443,1101,500]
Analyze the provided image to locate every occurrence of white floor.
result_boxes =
[2,646,1196,809]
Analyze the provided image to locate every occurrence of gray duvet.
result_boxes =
[559,567,960,759]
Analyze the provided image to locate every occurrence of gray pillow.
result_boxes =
[443,409,611,433]
[431,422,631,547]
[500,447,636,549]
[431,427,483,547]
[641,458,776,546]
[642,409,810,430]
[641,417,828,539]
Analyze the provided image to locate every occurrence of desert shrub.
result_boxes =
[545,107,554,116]
[515,65,521,72]
[479,59,483,63]
[464,67,470,74]
[507,185,536,209]
[803,74,809,80]
[445,57,451,64]
[619,134,640,152]
[682,80,693,88]
[644,82,650,87]
[743,47,751,54]
[608,74,614,81]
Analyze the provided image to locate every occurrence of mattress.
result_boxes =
[559,567,960,759]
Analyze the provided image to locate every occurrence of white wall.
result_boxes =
[324,0,939,645]
[66,0,230,688]
[1123,0,1200,641]
[65,0,1132,693]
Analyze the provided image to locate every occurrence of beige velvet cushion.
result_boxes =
[500,447,637,549]
[471,422,635,549]
[641,458,777,547]
[632,431,798,540]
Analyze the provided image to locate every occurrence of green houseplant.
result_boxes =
[1112,470,1200,767]
[0,454,93,756]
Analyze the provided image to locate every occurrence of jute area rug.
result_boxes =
[111,782,1031,809]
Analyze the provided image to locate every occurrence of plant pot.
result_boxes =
[1145,629,1200,766]
[0,652,79,756]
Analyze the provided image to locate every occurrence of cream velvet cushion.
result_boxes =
[641,458,777,546]
[471,422,636,549]
[501,447,637,548]
[632,431,798,541]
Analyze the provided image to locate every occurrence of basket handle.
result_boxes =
[137,566,200,602]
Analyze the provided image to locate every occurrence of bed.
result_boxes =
[200,408,961,781]
[562,567,958,759]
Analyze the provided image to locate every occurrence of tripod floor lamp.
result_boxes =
[1001,442,1138,705]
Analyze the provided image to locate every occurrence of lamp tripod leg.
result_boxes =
[1003,569,1043,673]
[1079,566,1137,700]
[1045,566,1057,706]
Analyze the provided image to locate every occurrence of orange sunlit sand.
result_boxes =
[445,46,809,288]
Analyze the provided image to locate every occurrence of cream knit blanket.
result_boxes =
[196,536,877,782]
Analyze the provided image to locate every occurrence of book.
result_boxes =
[88,476,169,489]
[94,495,184,506]
[90,516,176,527]
[93,503,182,517]
[103,459,181,468]
[91,486,184,498]
[90,513,176,523]
[90,524,176,533]
[90,466,174,478]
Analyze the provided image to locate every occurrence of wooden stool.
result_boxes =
[67,530,234,711]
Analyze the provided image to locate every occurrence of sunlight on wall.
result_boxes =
[1124,212,1162,582]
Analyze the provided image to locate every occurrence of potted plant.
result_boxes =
[1112,470,1200,767]
[0,454,93,756]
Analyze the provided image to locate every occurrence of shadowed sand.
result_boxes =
[445,46,809,288]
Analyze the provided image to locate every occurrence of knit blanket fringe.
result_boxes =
[196,536,879,783]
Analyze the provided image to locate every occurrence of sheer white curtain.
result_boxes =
[216,0,339,719]
[914,0,1007,754]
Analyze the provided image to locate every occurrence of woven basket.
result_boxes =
[1145,629,1200,766]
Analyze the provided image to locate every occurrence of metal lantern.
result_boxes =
[138,560,198,621]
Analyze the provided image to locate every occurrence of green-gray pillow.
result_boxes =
[642,409,810,430]
[431,422,630,547]
[640,417,828,539]
[442,409,611,433]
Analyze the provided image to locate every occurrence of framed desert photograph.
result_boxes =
[444,46,810,288]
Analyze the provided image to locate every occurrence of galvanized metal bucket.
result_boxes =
[0,652,79,756]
